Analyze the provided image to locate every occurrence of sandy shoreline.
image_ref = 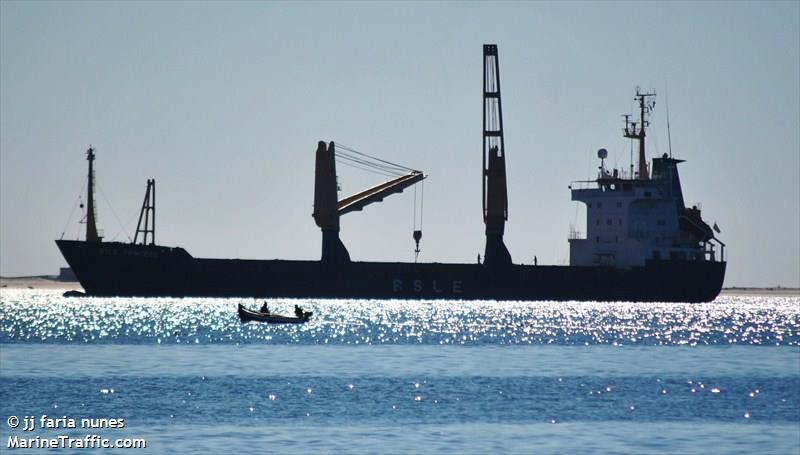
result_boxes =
[1,276,797,297]
[1,277,83,291]
[718,287,799,297]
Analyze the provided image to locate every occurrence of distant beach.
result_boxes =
[718,287,800,297]
[0,276,83,291]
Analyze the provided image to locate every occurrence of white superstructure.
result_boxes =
[568,90,724,269]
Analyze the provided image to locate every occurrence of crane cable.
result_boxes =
[332,142,424,262]
[97,182,133,242]
[334,142,419,177]
[60,175,88,240]
[412,179,424,262]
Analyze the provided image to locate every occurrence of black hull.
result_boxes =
[56,240,726,302]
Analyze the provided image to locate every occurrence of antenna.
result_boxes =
[665,80,673,158]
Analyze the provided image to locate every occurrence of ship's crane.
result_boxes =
[312,141,426,263]
[482,44,512,266]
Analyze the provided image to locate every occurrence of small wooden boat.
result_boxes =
[238,303,312,324]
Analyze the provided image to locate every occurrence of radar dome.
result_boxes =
[597,148,608,159]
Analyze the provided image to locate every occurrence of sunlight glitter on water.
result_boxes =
[2,290,798,454]
[0,290,798,346]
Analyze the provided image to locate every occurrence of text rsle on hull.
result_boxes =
[56,44,726,302]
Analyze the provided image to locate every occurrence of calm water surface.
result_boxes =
[1,290,798,454]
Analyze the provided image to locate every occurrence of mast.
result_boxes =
[85,146,102,242]
[482,44,512,266]
[623,88,656,179]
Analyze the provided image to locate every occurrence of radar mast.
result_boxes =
[623,88,656,179]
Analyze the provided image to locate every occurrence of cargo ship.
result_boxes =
[56,44,726,302]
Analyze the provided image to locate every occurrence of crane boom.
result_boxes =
[338,171,425,215]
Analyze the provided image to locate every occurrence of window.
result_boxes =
[596,219,600,225]
[607,218,612,225]
[657,219,665,226]
[597,202,603,208]
[588,202,592,208]
[652,250,661,260]
[618,218,622,225]
[617,202,622,208]
[596,236,600,243]
[644,191,652,198]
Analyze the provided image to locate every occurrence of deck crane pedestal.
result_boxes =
[482,44,512,267]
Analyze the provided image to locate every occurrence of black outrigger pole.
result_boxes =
[482,44,512,267]
[133,179,156,245]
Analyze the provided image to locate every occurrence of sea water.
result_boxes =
[1,290,798,454]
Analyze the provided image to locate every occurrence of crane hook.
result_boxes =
[413,230,422,262]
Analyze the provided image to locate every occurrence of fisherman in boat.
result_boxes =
[294,304,303,318]
[260,302,270,314]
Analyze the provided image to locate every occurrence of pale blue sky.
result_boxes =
[1,1,798,287]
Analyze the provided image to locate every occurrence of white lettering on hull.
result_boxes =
[392,279,463,294]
